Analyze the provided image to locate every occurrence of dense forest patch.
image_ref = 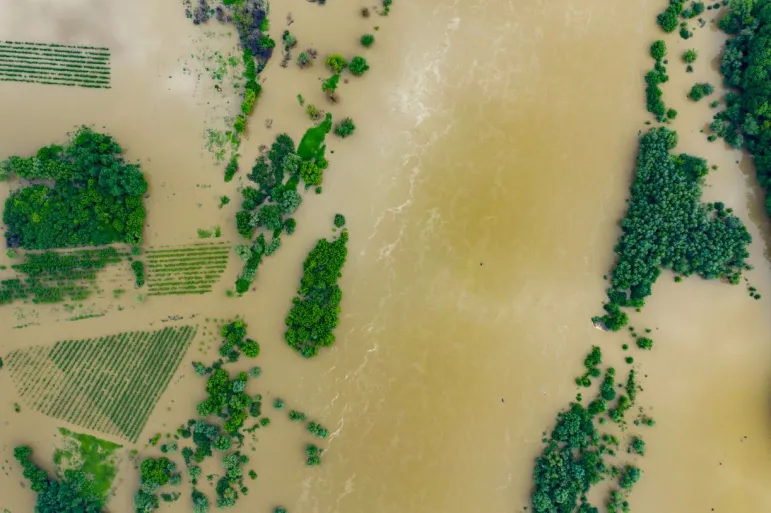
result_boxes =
[6,325,196,442]
[594,127,751,331]
[712,0,771,214]
[1,126,147,249]
[285,229,348,358]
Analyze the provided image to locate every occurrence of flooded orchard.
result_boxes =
[1,0,771,512]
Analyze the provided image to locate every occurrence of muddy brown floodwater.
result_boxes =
[1,0,771,512]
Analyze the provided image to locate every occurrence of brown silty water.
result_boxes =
[1,0,771,511]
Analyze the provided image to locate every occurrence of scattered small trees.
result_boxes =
[656,1,682,32]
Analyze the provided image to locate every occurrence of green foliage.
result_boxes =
[360,34,375,47]
[322,74,340,94]
[629,436,646,456]
[273,398,285,409]
[644,41,671,121]
[594,128,750,330]
[144,243,229,296]
[714,0,771,200]
[298,113,333,161]
[688,82,714,101]
[131,260,145,288]
[325,54,347,73]
[650,40,667,60]
[297,52,311,67]
[619,465,641,489]
[285,231,348,357]
[307,421,329,438]
[334,118,356,138]
[219,196,231,209]
[306,444,322,466]
[683,48,698,63]
[14,445,103,512]
[657,1,683,32]
[636,337,654,350]
[348,56,370,76]
[334,214,346,228]
[2,127,147,249]
[575,346,602,387]
[289,410,307,421]
[7,326,196,441]
[192,489,209,513]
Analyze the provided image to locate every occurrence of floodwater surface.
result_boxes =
[1,0,771,512]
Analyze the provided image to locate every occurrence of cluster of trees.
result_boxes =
[1,127,147,249]
[133,457,181,512]
[234,128,332,293]
[656,1,706,32]
[645,41,676,122]
[713,0,771,213]
[593,128,751,331]
[14,446,103,512]
[284,230,349,358]
[687,82,714,101]
[575,345,602,387]
[320,54,370,97]
[131,260,145,287]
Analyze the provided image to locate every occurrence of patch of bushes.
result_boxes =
[656,0,683,32]
[131,260,145,288]
[645,40,672,121]
[348,56,370,76]
[683,48,697,63]
[360,34,375,47]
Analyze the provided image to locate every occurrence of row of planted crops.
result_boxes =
[0,41,111,89]
[5,325,197,442]
[145,242,231,296]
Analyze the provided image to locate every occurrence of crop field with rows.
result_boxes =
[0,41,111,89]
[145,242,230,296]
[0,247,126,305]
[5,325,197,442]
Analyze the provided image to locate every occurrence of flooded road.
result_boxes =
[1,0,771,512]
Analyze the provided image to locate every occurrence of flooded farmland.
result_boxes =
[1,0,771,512]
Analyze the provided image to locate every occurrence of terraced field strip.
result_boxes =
[6,325,197,442]
[0,41,111,89]
[146,242,230,296]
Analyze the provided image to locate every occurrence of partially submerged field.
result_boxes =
[2,0,771,512]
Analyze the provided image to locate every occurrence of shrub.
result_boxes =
[325,54,347,73]
[360,34,375,47]
[683,49,697,63]
[131,261,145,288]
[688,83,714,101]
[322,74,340,94]
[305,104,322,120]
[636,337,654,350]
[348,56,370,76]
[334,214,346,228]
[297,52,311,68]
[234,115,247,133]
[680,27,692,39]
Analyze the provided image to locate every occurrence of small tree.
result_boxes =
[321,74,340,95]
[348,56,370,76]
[325,54,347,73]
[334,118,356,138]
[360,34,375,47]
[650,40,666,60]
[683,49,698,63]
